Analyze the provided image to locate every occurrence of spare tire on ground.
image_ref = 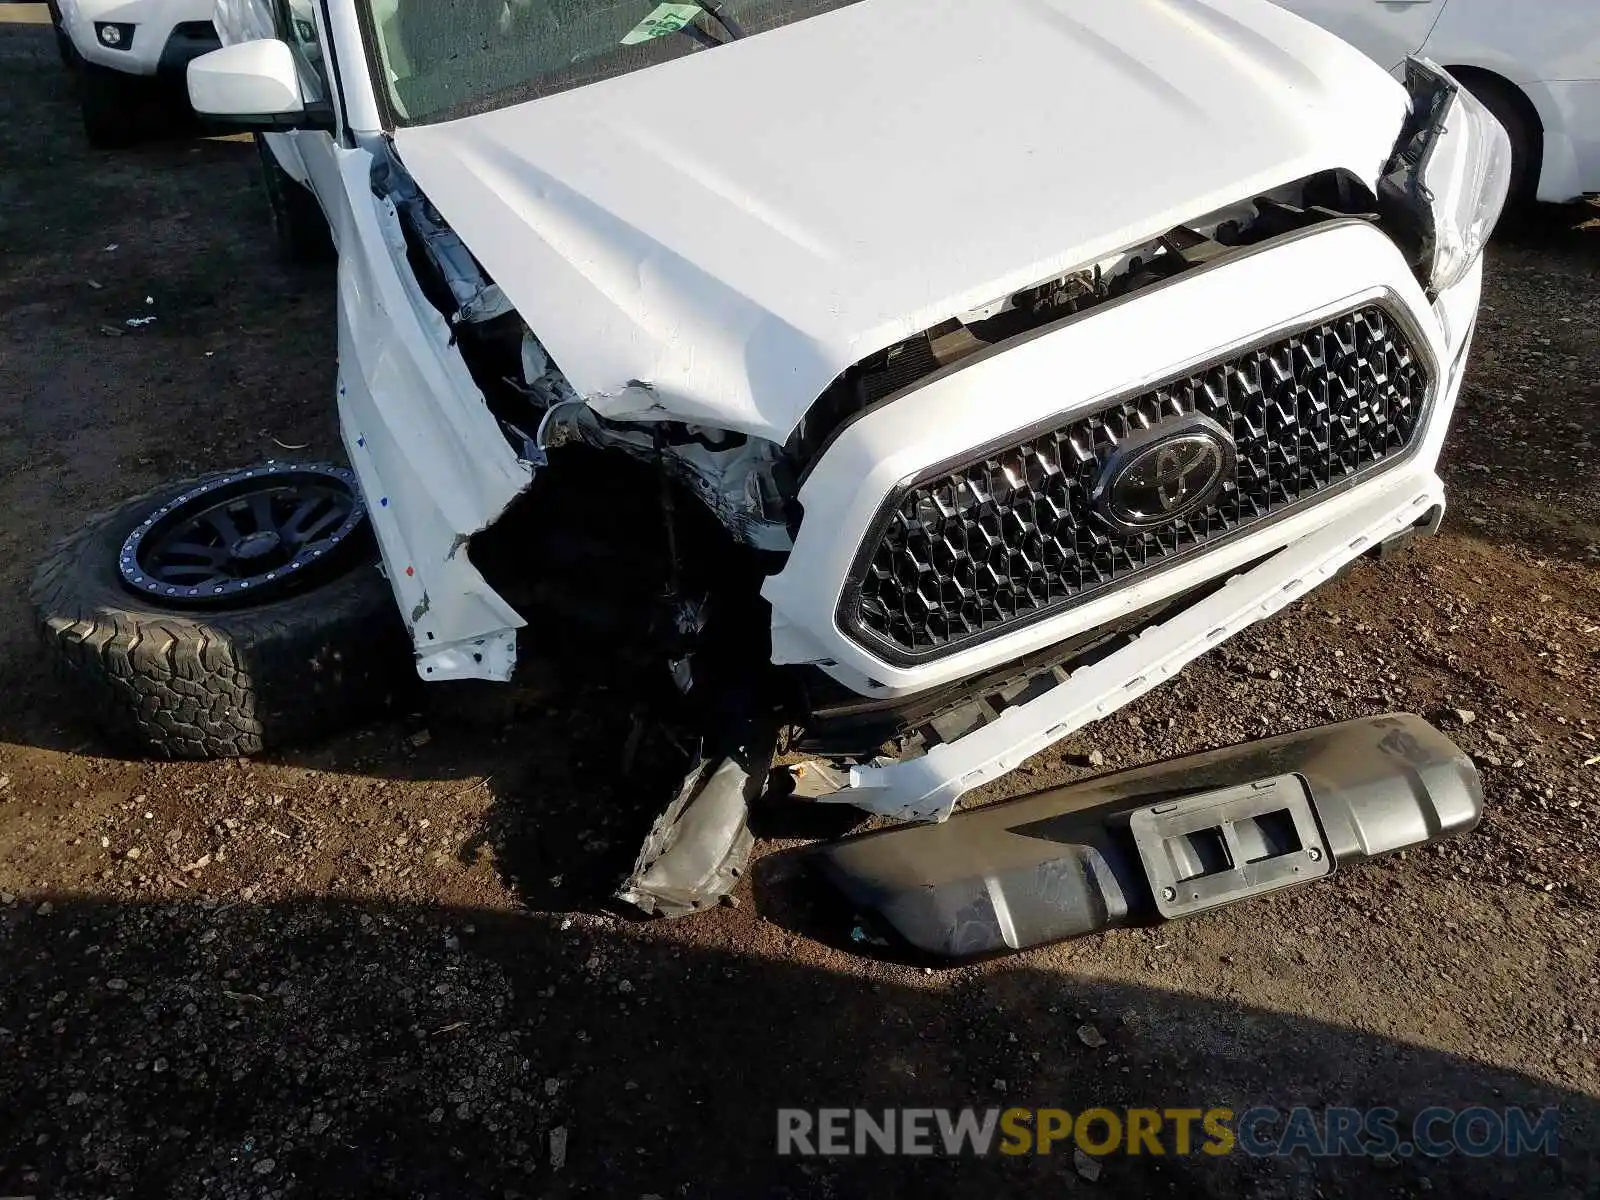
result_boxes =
[30,465,414,759]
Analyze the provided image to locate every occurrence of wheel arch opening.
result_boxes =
[1443,64,1545,201]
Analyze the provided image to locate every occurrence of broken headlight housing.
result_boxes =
[1381,58,1513,297]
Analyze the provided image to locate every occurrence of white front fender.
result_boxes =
[330,147,531,681]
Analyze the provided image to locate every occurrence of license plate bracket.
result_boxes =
[1130,773,1332,920]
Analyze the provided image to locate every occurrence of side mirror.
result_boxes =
[187,39,333,131]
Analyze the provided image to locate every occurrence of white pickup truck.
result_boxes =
[35,0,1504,952]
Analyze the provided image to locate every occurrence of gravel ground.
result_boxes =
[1,20,1597,1199]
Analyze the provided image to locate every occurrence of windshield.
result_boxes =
[362,0,866,125]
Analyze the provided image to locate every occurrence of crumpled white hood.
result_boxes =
[392,0,1408,443]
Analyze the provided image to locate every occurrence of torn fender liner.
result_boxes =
[617,756,758,918]
[812,714,1482,959]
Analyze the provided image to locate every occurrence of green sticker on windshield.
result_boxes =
[621,3,703,45]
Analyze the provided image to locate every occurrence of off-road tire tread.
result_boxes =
[30,475,412,759]
[46,0,74,66]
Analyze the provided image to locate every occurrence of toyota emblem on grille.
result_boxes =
[1093,414,1236,533]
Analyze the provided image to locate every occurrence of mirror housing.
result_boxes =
[187,40,333,131]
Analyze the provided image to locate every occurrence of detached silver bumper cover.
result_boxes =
[813,714,1481,959]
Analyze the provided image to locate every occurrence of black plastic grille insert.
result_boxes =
[844,304,1431,661]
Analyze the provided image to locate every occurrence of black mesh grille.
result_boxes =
[844,304,1431,661]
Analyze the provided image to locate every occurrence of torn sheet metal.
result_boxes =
[617,756,755,917]
[543,397,794,552]
[329,146,530,682]
[389,0,1405,442]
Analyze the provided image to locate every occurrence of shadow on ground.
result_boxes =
[1,892,1594,1198]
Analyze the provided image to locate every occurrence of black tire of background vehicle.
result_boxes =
[78,61,148,149]
[29,476,413,760]
[258,138,336,265]
[1451,69,1542,222]
[47,0,74,67]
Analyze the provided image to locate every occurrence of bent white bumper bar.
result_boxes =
[812,471,1446,822]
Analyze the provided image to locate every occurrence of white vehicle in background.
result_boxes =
[48,0,219,146]
[1273,0,1600,204]
[35,0,1505,952]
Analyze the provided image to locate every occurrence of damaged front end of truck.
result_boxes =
[334,28,1503,935]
